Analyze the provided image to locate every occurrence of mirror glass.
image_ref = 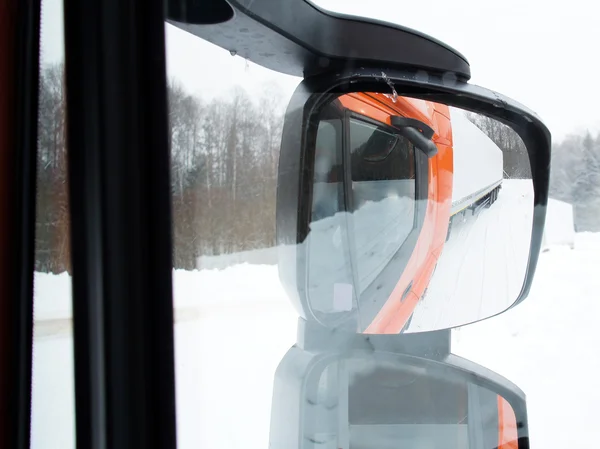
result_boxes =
[303,354,519,449]
[304,93,533,333]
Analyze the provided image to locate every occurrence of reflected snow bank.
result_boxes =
[408,179,534,332]
[33,263,288,324]
[307,194,416,314]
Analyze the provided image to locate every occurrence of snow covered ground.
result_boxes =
[408,179,534,332]
[31,232,600,449]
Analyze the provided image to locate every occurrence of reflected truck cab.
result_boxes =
[311,92,453,333]
[310,92,504,333]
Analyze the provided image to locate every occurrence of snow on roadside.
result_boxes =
[33,263,287,323]
[452,232,600,449]
[33,271,72,321]
[31,233,600,449]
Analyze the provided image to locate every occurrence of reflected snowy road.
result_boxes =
[406,179,534,332]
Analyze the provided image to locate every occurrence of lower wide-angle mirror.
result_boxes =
[270,345,525,449]
[278,91,535,334]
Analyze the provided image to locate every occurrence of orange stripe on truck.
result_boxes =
[338,92,453,334]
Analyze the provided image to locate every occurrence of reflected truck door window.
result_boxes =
[348,117,417,294]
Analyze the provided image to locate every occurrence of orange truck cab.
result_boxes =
[319,92,502,334]
[322,92,453,334]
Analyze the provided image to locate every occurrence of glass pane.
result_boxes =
[296,93,535,334]
[166,25,302,448]
[349,118,416,295]
[31,0,74,448]
[166,6,600,449]
[308,116,354,316]
[347,360,469,449]
[311,119,343,221]
[304,355,516,449]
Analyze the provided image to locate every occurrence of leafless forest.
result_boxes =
[35,63,600,272]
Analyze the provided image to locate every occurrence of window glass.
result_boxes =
[166,8,600,449]
[31,0,75,448]
[311,119,343,221]
[166,26,301,449]
[25,3,600,449]
[308,116,353,315]
[348,118,416,294]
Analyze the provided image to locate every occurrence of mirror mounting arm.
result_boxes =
[296,318,451,358]
[391,116,435,139]
[391,116,438,157]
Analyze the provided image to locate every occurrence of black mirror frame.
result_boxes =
[276,67,551,331]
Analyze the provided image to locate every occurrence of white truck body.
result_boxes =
[542,198,575,250]
[448,107,504,216]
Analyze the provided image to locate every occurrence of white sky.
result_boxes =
[41,0,600,142]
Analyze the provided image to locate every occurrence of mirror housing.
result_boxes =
[270,320,528,449]
[166,0,471,79]
[276,72,550,333]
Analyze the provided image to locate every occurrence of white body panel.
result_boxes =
[449,107,504,215]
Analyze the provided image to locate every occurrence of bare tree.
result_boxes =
[36,62,70,273]
[465,112,531,178]
[550,132,600,231]
[35,70,288,272]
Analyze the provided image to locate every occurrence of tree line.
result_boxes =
[467,112,600,231]
[35,63,285,272]
[548,132,600,231]
[34,64,600,273]
[465,112,532,179]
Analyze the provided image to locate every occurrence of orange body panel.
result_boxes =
[497,396,519,449]
[337,93,454,333]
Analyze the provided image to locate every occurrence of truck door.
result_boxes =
[341,109,429,330]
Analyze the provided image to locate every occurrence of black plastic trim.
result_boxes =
[10,1,41,448]
[391,116,435,139]
[390,116,438,157]
[167,0,234,24]
[401,281,414,303]
[398,125,439,158]
[64,0,177,448]
[167,0,471,79]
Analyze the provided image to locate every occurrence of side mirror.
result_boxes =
[168,0,551,336]
[276,80,550,335]
[270,323,527,449]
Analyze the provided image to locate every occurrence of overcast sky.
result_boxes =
[41,0,599,141]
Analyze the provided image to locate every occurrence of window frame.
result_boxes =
[343,109,429,331]
[0,0,40,448]
[62,1,177,448]
[345,111,419,229]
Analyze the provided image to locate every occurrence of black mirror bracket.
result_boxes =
[297,317,451,359]
[390,116,438,157]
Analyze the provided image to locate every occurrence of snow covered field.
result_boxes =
[31,232,600,449]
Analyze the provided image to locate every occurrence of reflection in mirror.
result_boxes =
[304,354,519,449]
[303,93,534,333]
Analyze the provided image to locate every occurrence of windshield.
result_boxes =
[30,1,600,449]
